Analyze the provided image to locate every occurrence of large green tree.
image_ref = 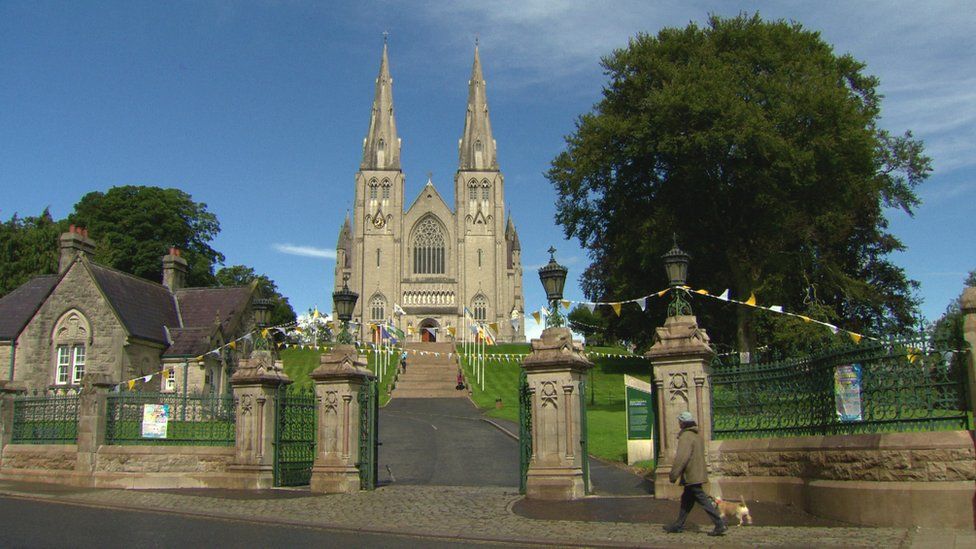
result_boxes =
[68,186,224,287]
[547,14,930,353]
[0,209,67,296]
[215,265,297,326]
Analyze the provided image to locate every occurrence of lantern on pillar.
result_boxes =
[252,297,273,328]
[332,274,359,343]
[537,247,568,328]
[662,234,692,316]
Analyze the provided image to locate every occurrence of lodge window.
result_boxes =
[165,368,176,392]
[52,309,90,386]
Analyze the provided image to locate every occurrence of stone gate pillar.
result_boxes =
[961,287,976,418]
[645,314,715,499]
[228,350,291,489]
[75,373,115,475]
[0,381,26,465]
[522,326,593,500]
[309,344,374,494]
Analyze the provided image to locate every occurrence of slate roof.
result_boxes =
[164,327,214,358]
[0,275,59,340]
[0,258,253,356]
[88,263,180,345]
[176,286,253,335]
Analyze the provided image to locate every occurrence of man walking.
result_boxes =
[664,411,727,536]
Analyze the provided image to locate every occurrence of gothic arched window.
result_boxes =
[382,179,391,199]
[468,180,478,201]
[475,140,483,152]
[473,295,488,322]
[481,180,490,200]
[412,217,446,275]
[369,179,378,200]
[377,138,385,151]
[370,294,386,321]
[52,309,90,385]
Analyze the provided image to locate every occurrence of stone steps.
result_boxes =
[393,342,465,399]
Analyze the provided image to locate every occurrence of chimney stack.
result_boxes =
[162,247,188,291]
[59,225,96,274]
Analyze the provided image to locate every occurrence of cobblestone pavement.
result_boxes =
[2,481,968,547]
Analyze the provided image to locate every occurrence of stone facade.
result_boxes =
[14,261,133,389]
[0,229,257,394]
[334,44,525,343]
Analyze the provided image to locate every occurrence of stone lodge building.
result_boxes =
[334,44,525,343]
[0,226,258,394]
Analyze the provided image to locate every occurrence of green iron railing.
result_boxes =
[104,391,235,446]
[711,337,971,439]
[358,379,378,490]
[11,391,80,444]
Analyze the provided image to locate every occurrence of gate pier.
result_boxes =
[521,326,593,500]
[310,344,375,494]
[229,350,292,489]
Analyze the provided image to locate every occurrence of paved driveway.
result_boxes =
[378,398,519,487]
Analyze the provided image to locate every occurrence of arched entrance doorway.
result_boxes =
[419,318,439,342]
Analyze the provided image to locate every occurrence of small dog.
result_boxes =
[712,495,753,526]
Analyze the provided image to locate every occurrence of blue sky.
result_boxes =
[2,1,973,340]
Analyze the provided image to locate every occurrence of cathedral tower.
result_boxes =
[335,44,524,343]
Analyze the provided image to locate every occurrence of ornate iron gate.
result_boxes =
[518,369,531,494]
[273,386,316,487]
[579,376,591,495]
[357,378,378,490]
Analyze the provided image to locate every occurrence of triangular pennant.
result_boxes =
[695,288,708,295]
[744,293,757,307]
[561,300,571,310]
[639,297,648,311]
[849,332,862,344]
[583,302,595,313]
[611,302,622,316]
[229,341,237,350]
[143,375,153,382]
[768,305,783,313]
[127,379,136,390]
[718,289,729,301]
[532,311,542,324]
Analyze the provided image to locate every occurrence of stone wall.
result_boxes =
[709,431,976,528]
[0,344,11,381]
[1,444,77,470]
[96,446,234,473]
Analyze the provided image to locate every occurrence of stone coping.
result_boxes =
[97,445,235,456]
[710,430,974,452]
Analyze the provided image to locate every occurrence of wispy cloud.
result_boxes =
[273,243,336,260]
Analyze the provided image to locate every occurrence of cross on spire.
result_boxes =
[382,30,389,44]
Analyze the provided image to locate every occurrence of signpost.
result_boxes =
[624,375,654,465]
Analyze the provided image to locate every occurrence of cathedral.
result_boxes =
[333,44,525,343]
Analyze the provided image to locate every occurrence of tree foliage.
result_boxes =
[216,265,297,326]
[0,209,67,296]
[931,270,976,347]
[547,14,930,353]
[567,304,615,346]
[68,186,224,287]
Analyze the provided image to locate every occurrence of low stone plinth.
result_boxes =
[709,430,976,528]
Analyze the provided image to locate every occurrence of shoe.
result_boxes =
[663,524,683,533]
[707,523,728,537]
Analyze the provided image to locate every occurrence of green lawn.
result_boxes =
[458,343,651,463]
[281,346,400,406]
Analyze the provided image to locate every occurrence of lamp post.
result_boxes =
[333,274,359,344]
[662,234,692,317]
[538,246,569,329]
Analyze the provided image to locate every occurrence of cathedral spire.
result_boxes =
[458,45,497,171]
[361,42,401,170]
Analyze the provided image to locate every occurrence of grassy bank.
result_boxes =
[280,347,399,406]
[458,343,650,462]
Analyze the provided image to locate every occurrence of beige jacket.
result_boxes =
[669,425,708,485]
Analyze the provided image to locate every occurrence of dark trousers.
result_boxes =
[673,483,724,528]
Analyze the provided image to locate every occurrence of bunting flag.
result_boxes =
[561,300,571,310]
[717,289,729,301]
[638,297,647,311]
[489,322,498,333]
[229,341,237,350]
[582,302,595,313]
[849,332,862,344]
[127,380,136,390]
[448,326,456,337]
[313,308,320,319]
[532,310,542,324]
[611,302,622,316]
[393,303,406,316]
[745,293,757,307]
[261,328,269,338]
